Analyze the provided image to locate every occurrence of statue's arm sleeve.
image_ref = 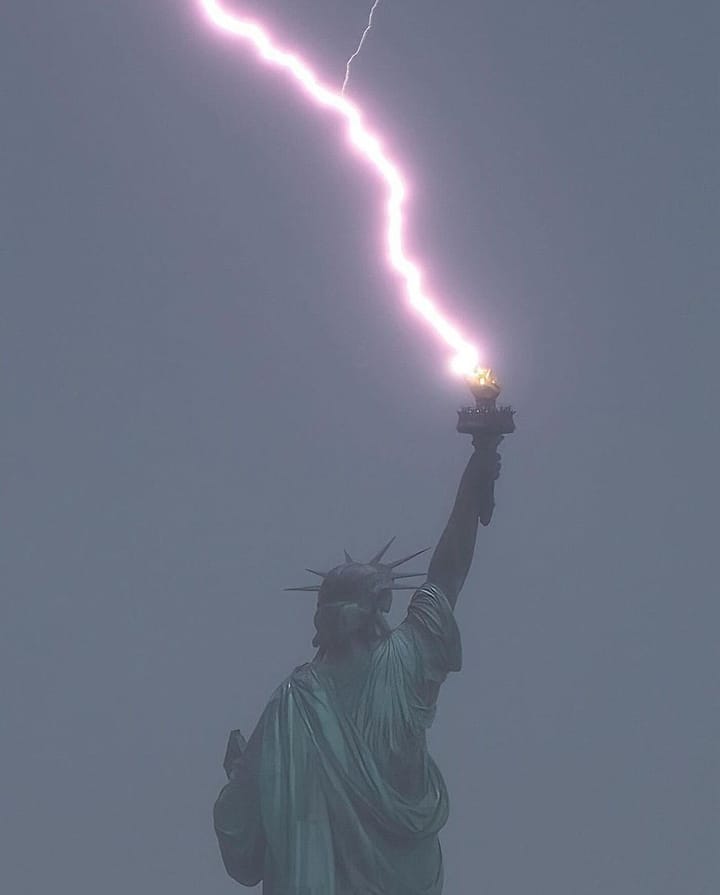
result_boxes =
[403,583,462,685]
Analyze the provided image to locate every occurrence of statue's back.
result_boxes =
[215,584,461,894]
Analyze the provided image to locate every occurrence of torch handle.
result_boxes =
[472,433,502,526]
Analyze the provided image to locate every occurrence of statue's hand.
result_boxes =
[470,435,503,481]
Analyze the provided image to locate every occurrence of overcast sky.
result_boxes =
[2,1,718,893]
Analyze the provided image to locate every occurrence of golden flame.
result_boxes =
[468,367,499,389]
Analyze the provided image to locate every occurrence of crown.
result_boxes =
[285,537,429,595]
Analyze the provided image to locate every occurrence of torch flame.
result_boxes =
[468,367,498,388]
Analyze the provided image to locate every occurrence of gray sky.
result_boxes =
[2,1,718,892]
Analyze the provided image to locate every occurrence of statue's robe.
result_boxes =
[214,584,461,895]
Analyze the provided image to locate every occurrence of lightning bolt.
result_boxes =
[197,0,481,375]
[342,0,383,95]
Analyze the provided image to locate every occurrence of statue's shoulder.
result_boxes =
[290,662,316,684]
[268,662,318,702]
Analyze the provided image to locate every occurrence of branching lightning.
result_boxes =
[342,0,382,95]
[197,0,481,375]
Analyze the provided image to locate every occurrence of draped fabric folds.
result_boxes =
[214,584,462,894]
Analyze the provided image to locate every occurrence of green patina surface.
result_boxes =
[214,443,505,894]
[215,584,460,895]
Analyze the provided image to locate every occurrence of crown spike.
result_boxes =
[344,549,354,564]
[284,585,322,592]
[305,569,327,578]
[369,536,396,565]
[391,572,427,579]
[389,547,432,569]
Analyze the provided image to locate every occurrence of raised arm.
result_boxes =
[426,438,502,610]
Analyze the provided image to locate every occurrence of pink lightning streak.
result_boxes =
[198,0,481,374]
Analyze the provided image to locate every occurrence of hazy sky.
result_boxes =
[2,2,718,893]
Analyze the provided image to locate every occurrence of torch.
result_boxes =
[457,368,515,526]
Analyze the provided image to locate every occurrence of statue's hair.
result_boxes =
[285,540,430,651]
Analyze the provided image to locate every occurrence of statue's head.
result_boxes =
[285,539,430,653]
[313,562,392,650]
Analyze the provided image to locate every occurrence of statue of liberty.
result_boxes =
[214,374,512,894]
